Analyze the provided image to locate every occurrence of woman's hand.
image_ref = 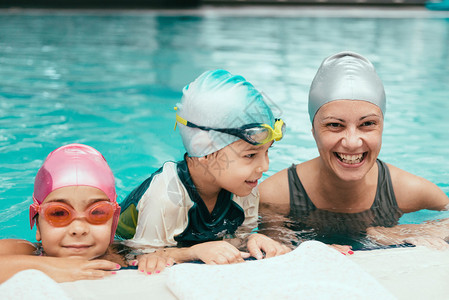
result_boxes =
[328,244,354,255]
[246,233,291,259]
[191,241,250,264]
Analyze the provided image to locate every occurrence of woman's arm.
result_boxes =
[367,219,449,249]
[366,165,449,249]
[389,164,449,213]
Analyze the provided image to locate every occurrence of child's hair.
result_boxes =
[29,143,120,243]
[175,69,275,157]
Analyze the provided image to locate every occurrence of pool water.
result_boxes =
[1,8,448,242]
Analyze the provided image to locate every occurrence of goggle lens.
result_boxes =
[88,202,116,225]
[243,127,270,144]
[39,201,116,227]
[43,204,72,227]
[243,119,285,145]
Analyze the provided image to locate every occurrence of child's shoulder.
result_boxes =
[0,239,39,256]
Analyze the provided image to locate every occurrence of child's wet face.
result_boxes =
[209,140,272,196]
[36,186,112,259]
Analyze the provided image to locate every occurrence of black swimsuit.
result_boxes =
[287,159,403,247]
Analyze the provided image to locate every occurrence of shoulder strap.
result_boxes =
[288,164,316,216]
[371,159,403,226]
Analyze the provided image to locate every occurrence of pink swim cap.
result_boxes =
[30,143,120,244]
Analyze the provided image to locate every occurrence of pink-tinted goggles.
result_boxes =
[33,201,119,228]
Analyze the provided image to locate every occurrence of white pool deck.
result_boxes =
[60,243,449,300]
[2,241,448,300]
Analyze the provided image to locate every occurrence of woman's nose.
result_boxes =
[341,128,363,149]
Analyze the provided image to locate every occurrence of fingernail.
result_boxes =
[131,261,137,266]
[116,264,121,269]
[155,270,160,274]
[147,272,152,275]
[341,252,346,255]
[348,250,354,255]
[140,270,144,273]
[166,263,171,267]
[111,271,117,275]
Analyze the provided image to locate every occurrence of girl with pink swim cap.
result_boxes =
[0,144,173,283]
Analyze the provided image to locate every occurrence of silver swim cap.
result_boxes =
[308,51,386,124]
[176,69,275,157]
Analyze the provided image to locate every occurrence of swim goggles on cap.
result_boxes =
[174,109,285,146]
[31,201,119,227]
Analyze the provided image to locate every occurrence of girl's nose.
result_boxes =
[68,219,89,236]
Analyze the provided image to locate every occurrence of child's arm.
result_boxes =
[233,191,291,259]
[0,239,121,283]
[135,240,252,273]
[186,241,251,264]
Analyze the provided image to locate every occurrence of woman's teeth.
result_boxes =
[336,153,364,164]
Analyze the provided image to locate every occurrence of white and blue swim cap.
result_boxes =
[308,51,386,124]
[176,69,275,157]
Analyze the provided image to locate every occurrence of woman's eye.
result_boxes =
[245,153,256,158]
[362,121,375,126]
[327,123,342,128]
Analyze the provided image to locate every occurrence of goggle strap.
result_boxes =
[174,107,179,131]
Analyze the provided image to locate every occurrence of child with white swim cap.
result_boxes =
[117,69,290,273]
[0,144,171,283]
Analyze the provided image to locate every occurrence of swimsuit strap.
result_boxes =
[371,159,403,226]
[288,160,402,225]
[288,164,316,216]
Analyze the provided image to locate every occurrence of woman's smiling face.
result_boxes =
[312,99,384,182]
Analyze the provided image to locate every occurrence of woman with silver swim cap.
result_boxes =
[259,51,449,250]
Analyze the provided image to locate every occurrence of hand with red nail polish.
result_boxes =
[328,244,354,256]
[136,251,175,275]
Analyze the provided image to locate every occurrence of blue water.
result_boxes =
[1,8,449,241]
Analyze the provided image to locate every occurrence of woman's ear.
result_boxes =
[311,126,316,140]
